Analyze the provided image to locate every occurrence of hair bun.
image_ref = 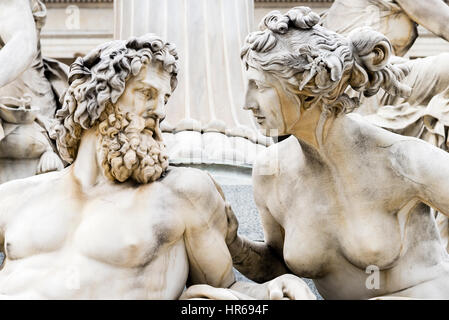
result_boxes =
[260,11,290,34]
[287,6,320,29]
[259,6,320,34]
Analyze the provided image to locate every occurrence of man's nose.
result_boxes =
[149,100,166,120]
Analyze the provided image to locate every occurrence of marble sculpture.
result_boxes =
[0,33,314,300]
[226,6,449,300]
[323,0,449,251]
[0,0,66,183]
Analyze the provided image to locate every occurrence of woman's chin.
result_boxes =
[257,126,285,137]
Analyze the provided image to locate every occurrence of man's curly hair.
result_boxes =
[51,34,178,163]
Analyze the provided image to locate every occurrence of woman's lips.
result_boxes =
[253,114,265,124]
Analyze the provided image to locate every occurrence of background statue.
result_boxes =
[322,0,449,251]
[0,0,66,183]
[0,33,314,300]
[226,7,449,299]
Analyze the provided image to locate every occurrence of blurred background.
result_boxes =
[41,0,449,64]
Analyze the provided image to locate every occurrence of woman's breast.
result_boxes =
[280,202,338,278]
[337,210,403,270]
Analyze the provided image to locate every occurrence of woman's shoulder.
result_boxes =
[344,113,414,144]
[253,136,305,181]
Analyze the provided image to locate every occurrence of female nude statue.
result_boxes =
[226,7,449,299]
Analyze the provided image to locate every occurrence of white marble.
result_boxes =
[114,0,271,167]
[323,0,449,252]
[0,33,314,300]
[226,6,449,299]
[0,0,65,183]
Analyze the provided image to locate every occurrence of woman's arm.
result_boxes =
[396,0,449,43]
[389,139,449,215]
[0,0,38,88]
[225,203,292,283]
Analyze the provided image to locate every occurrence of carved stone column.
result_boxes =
[114,0,270,169]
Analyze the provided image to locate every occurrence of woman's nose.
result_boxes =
[243,101,259,111]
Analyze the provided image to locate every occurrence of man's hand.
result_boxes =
[180,285,255,300]
[266,274,316,300]
[181,275,317,300]
[225,203,239,246]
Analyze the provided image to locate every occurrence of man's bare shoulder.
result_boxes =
[160,166,224,206]
[159,167,227,230]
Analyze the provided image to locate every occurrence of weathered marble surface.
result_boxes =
[220,184,322,299]
[0,183,323,298]
[323,0,449,252]
[0,33,315,300]
[226,6,449,299]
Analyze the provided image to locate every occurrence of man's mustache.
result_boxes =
[143,117,163,142]
[121,111,164,142]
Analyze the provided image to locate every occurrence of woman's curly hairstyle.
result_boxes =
[51,33,178,163]
[241,6,411,115]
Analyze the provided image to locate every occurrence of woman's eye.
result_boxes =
[255,82,268,90]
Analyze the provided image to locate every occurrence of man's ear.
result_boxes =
[349,27,392,72]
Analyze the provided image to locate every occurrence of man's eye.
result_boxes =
[139,88,155,99]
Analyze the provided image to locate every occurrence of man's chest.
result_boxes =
[4,196,186,268]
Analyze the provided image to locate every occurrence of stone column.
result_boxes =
[114,0,269,169]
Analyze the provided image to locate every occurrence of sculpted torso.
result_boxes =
[0,166,226,299]
[254,114,449,299]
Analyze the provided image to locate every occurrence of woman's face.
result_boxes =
[243,66,300,136]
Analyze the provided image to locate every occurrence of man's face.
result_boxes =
[244,67,300,137]
[98,62,173,184]
[116,62,172,128]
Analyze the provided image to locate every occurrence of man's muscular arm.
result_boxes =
[180,169,314,300]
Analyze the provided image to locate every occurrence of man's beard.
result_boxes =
[97,108,169,184]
